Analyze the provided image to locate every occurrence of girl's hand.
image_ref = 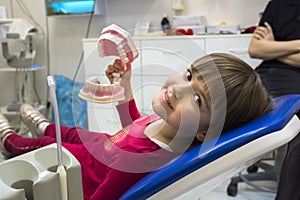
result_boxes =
[105,58,133,102]
[106,58,131,83]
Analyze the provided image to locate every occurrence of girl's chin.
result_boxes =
[152,104,167,120]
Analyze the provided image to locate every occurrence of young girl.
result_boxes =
[0,53,273,200]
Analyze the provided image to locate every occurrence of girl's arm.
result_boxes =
[106,59,142,127]
[116,99,142,127]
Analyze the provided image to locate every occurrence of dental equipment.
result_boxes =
[0,143,83,200]
[0,18,41,112]
[47,76,68,200]
[0,18,37,68]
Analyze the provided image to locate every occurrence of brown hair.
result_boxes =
[192,53,273,135]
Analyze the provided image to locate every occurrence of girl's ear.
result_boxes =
[196,132,207,143]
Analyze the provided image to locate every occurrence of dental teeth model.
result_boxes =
[79,24,139,103]
[79,77,125,103]
[98,24,139,64]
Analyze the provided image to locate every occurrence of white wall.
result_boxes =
[105,0,268,31]
[0,0,269,106]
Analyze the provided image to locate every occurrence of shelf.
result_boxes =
[0,19,12,25]
[0,104,46,116]
[0,64,44,72]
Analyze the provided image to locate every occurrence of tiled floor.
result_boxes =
[200,179,276,200]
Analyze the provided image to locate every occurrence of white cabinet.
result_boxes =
[141,37,205,75]
[87,103,124,134]
[205,35,262,69]
[82,34,260,133]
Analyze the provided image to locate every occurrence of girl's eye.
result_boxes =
[186,69,192,81]
[194,95,202,107]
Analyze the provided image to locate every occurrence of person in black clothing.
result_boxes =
[248,0,300,199]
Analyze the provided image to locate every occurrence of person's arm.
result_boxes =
[106,59,142,127]
[249,37,300,61]
[278,52,300,68]
[116,98,142,127]
[248,22,300,61]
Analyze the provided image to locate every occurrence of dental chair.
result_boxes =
[0,95,300,200]
[120,94,300,200]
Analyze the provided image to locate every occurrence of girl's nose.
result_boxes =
[172,83,193,100]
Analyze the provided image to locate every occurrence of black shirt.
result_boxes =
[257,0,300,70]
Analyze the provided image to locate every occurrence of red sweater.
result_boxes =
[64,99,177,200]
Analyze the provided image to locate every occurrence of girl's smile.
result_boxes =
[163,88,174,110]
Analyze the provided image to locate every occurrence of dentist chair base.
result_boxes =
[120,94,300,200]
[227,144,286,196]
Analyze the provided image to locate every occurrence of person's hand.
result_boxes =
[105,58,133,102]
[105,58,132,86]
[253,22,274,41]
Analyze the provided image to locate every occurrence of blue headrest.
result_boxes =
[120,94,300,200]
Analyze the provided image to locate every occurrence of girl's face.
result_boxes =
[152,67,211,137]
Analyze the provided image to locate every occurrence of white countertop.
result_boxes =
[82,33,253,42]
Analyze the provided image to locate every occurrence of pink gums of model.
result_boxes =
[79,24,139,103]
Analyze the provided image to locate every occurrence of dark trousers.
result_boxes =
[275,130,300,200]
[256,66,300,200]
